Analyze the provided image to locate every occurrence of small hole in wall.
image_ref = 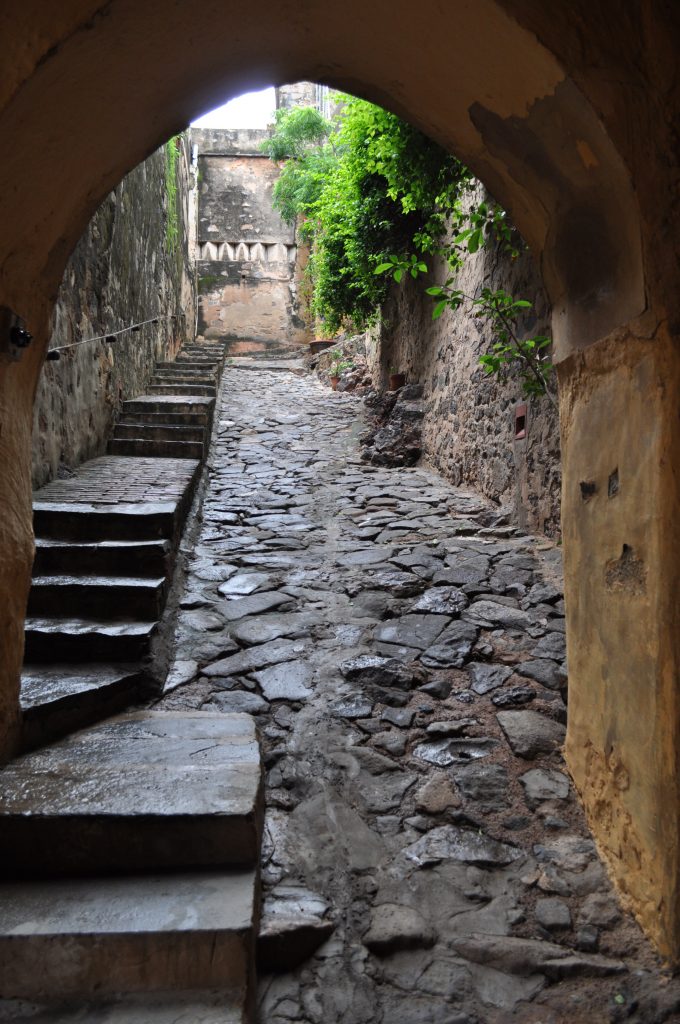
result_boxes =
[608,468,619,498]
[580,481,596,500]
[514,403,527,440]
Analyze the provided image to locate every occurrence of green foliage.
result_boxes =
[165,137,181,256]
[264,96,470,333]
[260,106,332,161]
[198,274,221,292]
[381,257,556,404]
[266,97,553,400]
[329,348,354,376]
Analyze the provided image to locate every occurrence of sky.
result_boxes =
[191,86,276,129]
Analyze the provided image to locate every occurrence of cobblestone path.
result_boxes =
[156,364,680,1024]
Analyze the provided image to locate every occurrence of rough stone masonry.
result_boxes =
[154,361,680,1024]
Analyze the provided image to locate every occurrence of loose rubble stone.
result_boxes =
[467,662,513,694]
[363,903,435,954]
[375,614,451,651]
[258,884,336,971]
[425,718,478,737]
[520,767,570,804]
[492,686,537,708]
[203,639,306,677]
[516,659,563,690]
[218,571,273,596]
[535,897,572,931]
[330,694,374,719]
[496,709,566,759]
[339,654,424,690]
[203,691,269,714]
[404,825,521,867]
[381,706,415,728]
[253,660,313,701]
[452,763,510,812]
[410,586,469,615]
[414,737,497,767]
[451,934,625,978]
[577,892,622,930]
[421,621,478,669]
[415,773,461,813]
[464,600,532,630]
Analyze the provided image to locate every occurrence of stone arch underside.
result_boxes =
[2,0,680,962]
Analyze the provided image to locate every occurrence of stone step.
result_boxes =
[153,361,216,372]
[0,870,256,1003]
[122,395,215,417]
[0,712,262,875]
[151,373,216,387]
[24,617,157,662]
[33,502,180,542]
[0,992,246,1023]
[113,422,206,442]
[107,438,205,460]
[155,361,219,375]
[118,409,210,427]
[20,663,143,752]
[147,383,217,397]
[34,538,170,577]
[28,575,166,619]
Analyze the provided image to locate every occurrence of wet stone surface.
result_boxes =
[153,363,680,1023]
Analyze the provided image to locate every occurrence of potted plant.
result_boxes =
[388,366,406,391]
[329,350,354,390]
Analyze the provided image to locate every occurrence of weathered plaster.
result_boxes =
[560,325,680,958]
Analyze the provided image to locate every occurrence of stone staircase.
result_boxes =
[0,337,264,1021]
[0,710,262,1021]
[20,340,227,751]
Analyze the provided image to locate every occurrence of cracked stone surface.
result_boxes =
[153,363,680,1024]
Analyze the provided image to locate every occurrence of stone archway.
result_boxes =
[1,0,679,960]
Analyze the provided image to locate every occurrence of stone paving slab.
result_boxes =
[153,364,680,1024]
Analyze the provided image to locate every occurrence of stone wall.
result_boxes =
[367,213,560,536]
[192,128,310,349]
[32,136,196,488]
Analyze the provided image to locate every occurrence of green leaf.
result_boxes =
[432,300,447,319]
[468,228,483,253]
[514,299,532,308]
[426,286,445,296]
[394,269,403,283]
[374,263,393,274]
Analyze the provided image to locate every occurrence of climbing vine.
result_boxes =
[165,136,181,256]
[264,98,555,399]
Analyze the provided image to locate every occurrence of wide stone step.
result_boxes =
[0,870,256,1003]
[147,383,217,397]
[20,663,143,751]
[24,617,157,662]
[0,992,246,1023]
[155,361,218,374]
[28,575,166,619]
[118,410,210,428]
[113,422,206,443]
[0,712,262,875]
[33,538,170,577]
[153,363,216,374]
[108,438,205,460]
[34,502,180,542]
[122,395,215,417]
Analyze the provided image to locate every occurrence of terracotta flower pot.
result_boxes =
[330,375,340,391]
[389,372,406,391]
